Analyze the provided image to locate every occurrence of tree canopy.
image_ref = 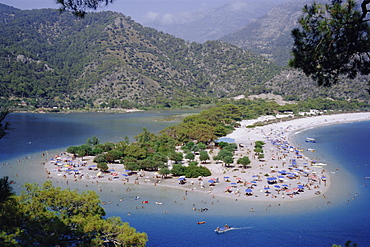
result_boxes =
[0,179,148,246]
[57,0,115,17]
[290,0,370,87]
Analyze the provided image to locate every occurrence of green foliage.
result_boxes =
[159,167,171,177]
[290,0,370,87]
[170,164,211,178]
[77,144,93,157]
[185,152,195,161]
[199,151,210,162]
[0,107,10,139]
[0,7,283,109]
[169,152,183,163]
[197,142,207,150]
[258,154,265,160]
[94,154,107,164]
[66,145,79,155]
[0,176,15,203]
[0,181,147,246]
[97,162,109,171]
[105,149,123,162]
[237,156,251,168]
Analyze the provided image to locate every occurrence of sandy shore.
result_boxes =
[44,112,370,204]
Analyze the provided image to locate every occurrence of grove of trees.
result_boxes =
[0,177,147,246]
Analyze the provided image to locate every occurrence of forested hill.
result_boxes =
[0,4,281,109]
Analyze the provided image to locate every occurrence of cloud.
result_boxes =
[144,10,194,25]
[229,1,249,11]
[144,11,161,22]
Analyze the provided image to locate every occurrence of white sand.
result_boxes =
[44,112,370,204]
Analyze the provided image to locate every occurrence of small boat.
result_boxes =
[305,137,316,143]
[215,225,232,233]
[155,202,162,205]
[134,196,140,200]
[215,227,233,233]
[197,221,206,224]
[141,201,149,204]
[307,148,315,152]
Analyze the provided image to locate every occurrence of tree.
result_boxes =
[1,181,147,246]
[0,176,14,203]
[197,142,207,150]
[223,156,234,167]
[0,108,10,139]
[185,152,195,161]
[159,167,171,178]
[77,144,93,157]
[97,162,109,171]
[199,151,210,163]
[57,0,115,17]
[66,145,80,155]
[237,156,251,168]
[290,0,370,87]
[169,152,183,163]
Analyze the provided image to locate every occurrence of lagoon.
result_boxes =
[1,112,370,246]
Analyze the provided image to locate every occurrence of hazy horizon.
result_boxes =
[0,0,291,24]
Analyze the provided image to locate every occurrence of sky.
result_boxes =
[0,0,290,24]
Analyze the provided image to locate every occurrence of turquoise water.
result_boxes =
[1,114,370,246]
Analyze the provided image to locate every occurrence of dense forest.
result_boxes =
[0,4,282,109]
[1,3,369,111]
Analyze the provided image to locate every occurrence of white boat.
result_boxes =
[305,137,316,143]
[214,225,233,233]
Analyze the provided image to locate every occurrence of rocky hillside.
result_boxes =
[143,0,288,43]
[220,0,312,66]
[0,4,281,108]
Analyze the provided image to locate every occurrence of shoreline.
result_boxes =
[41,112,370,204]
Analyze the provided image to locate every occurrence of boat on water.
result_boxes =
[197,221,206,224]
[215,225,232,233]
[305,137,316,143]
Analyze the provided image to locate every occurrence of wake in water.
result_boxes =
[231,227,253,230]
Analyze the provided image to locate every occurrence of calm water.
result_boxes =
[1,113,370,246]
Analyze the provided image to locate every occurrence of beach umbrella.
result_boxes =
[224,176,230,179]
[282,184,289,187]
[230,182,237,185]
[179,177,185,181]
[264,187,270,190]
[251,181,257,184]
[236,177,242,180]
[274,185,281,189]
[245,189,253,193]
[208,180,215,183]
[226,186,232,190]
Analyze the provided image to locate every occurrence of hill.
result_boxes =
[0,4,281,108]
[142,0,288,44]
[220,0,313,66]
[0,3,369,110]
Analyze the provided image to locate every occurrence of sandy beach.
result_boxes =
[43,112,370,205]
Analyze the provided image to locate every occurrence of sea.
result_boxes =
[0,112,370,247]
